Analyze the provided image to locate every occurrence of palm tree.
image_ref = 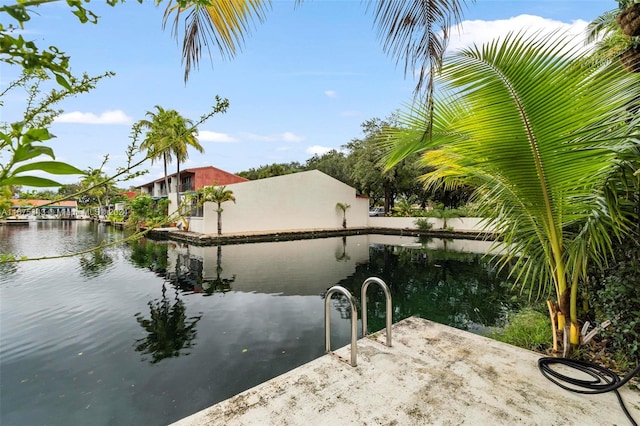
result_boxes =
[138,107,206,212]
[336,202,351,228]
[169,113,203,209]
[138,106,176,196]
[200,185,236,235]
[385,31,640,353]
[587,4,640,72]
[80,169,118,217]
[163,0,468,99]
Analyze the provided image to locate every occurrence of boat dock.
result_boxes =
[172,317,639,426]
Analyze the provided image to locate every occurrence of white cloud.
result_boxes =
[324,90,337,98]
[281,132,305,143]
[55,110,132,125]
[447,15,590,54]
[240,132,305,143]
[306,145,333,156]
[198,130,237,143]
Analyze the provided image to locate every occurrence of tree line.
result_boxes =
[236,116,472,214]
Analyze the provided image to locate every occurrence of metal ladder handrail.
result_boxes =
[324,285,358,367]
[361,277,392,347]
[324,278,393,367]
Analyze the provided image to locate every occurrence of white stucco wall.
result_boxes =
[164,169,494,236]
[367,216,494,232]
[199,170,369,235]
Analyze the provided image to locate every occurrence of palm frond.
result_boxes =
[163,0,271,82]
[367,0,470,98]
[385,30,640,302]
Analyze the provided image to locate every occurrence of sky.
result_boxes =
[1,0,616,188]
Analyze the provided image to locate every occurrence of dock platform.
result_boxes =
[173,317,639,425]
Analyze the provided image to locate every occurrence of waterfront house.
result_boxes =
[136,166,248,198]
[10,199,78,219]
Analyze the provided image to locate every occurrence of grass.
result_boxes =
[492,307,552,352]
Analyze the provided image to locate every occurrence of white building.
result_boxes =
[181,170,369,235]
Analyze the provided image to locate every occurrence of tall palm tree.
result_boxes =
[138,107,205,207]
[200,185,236,235]
[163,0,469,99]
[171,114,204,207]
[384,31,640,352]
[138,106,175,196]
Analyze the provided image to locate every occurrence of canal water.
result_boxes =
[0,221,515,425]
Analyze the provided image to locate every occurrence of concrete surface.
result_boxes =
[172,317,640,426]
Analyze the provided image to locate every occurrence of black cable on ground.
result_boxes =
[538,357,640,426]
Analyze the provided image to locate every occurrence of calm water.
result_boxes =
[0,221,514,425]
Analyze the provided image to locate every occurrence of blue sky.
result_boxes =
[2,0,614,187]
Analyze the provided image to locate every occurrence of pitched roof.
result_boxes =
[11,199,78,208]
[136,166,248,188]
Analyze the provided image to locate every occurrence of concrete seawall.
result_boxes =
[172,317,640,425]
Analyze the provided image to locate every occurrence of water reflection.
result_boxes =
[134,283,202,364]
[340,239,513,333]
[78,247,113,278]
[144,234,514,333]
[1,222,517,426]
[335,236,351,262]
[129,238,169,275]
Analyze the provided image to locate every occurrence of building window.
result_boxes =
[182,193,203,217]
[181,175,193,192]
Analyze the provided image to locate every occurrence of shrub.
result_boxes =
[587,239,640,363]
[414,217,433,231]
[492,307,552,351]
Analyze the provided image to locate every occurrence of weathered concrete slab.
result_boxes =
[172,317,640,426]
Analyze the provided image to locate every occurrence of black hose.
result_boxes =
[538,357,640,426]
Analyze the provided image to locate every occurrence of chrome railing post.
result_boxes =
[361,277,392,347]
[324,285,358,367]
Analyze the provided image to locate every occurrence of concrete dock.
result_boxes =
[173,317,640,425]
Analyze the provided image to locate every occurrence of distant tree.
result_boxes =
[305,150,353,186]
[80,169,119,212]
[57,183,83,198]
[18,189,57,200]
[345,116,424,212]
[237,162,303,180]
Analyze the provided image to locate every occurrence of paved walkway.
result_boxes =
[172,317,639,425]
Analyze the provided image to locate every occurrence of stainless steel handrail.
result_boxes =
[361,277,392,347]
[324,285,358,367]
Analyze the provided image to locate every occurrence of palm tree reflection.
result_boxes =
[134,283,202,364]
[202,245,236,295]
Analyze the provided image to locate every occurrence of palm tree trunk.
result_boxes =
[163,153,169,197]
[217,207,222,235]
[176,157,181,210]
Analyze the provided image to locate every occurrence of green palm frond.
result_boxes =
[384,30,640,332]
